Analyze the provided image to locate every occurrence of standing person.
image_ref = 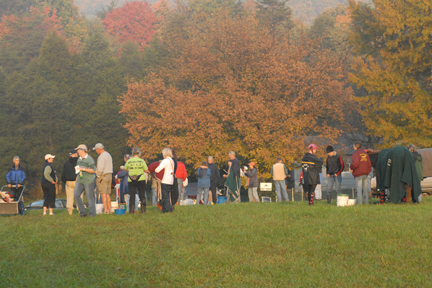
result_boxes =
[325,145,344,204]
[117,155,133,211]
[301,144,324,206]
[244,162,259,202]
[271,158,290,202]
[155,148,176,213]
[175,161,187,203]
[196,161,211,204]
[93,143,113,214]
[41,154,57,216]
[208,156,220,204]
[350,142,372,205]
[61,149,79,215]
[124,148,149,214]
[224,151,241,202]
[74,144,97,218]
[6,156,25,202]
[408,144,423,182]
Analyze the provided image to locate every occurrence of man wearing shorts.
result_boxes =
[93,143,113,214]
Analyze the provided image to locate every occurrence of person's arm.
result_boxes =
[117,170,128,178]
[283,164,288,176]
[270,166,274,176]
[44,166,55,183]
[155,159,167,173]
[19,170,25,185]
[142,161,149,174]
[82,158,96,174]
[350,153,359,171]
[6,171,11,184]
[335,157,344,176]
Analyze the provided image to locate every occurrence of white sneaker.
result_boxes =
[43,212,46,216]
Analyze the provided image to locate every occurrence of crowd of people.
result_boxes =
[1,141,425,215]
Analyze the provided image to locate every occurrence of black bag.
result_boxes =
[129,174,142,182]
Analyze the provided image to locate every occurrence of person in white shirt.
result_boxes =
[155,148,175,213]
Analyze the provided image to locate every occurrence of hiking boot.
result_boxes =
[141,204,146,214]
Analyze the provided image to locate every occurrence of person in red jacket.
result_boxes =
[176,161,187,203]
[350,142,372,204]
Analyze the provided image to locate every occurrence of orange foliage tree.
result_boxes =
[349,0,432,147]
[119,4,353,175]
[103,1,157,50]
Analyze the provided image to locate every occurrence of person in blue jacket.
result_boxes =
[197,161,212,204]
[6,156,26,201]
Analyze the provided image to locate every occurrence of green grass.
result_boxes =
[1,197,432,287]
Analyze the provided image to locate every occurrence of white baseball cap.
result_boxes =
[93,143,104,150]
[44,154,55,160]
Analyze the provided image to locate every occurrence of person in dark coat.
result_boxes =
[61,149,79,215]
[207,156,220,204]
[244,162,259,202]
[301,144,323,205]
[325,145,344,204]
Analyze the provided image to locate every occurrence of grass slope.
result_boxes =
[1,198,431,287]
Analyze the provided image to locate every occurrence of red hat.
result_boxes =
[248,162,256,166]
[308,144,317,150]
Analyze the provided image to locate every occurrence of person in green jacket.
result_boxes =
[74,144,97,217]
[408,144,423,182]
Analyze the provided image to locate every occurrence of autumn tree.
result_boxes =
[120,4,353,176]
[348,0,432,147]
[102,1,157,50]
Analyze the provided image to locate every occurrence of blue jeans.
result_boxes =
[327,174,342,194]
[355,175,369,204]
[197,187,210,204]
[74,180,96,217]
[274,180,289,202]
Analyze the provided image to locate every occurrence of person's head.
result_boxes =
[69,149,78,159]
[353,142,361,151]
[12,156,20,167]
[93,143,105,155]
[208,156,214,164]
[75,144,88,157]
[326,145,336,156]
[201,161,208,167]
[308,144,317,154]
[276,157,282,163]
[45,154,55,163]
[228,151,235,160]
[124,154,131,162]
[248,162,256,169]
[132,147,141,157]
[407,144,417,152]
[162,148,173,159]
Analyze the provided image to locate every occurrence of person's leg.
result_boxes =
[210,181,217,204]
[124,194,130,211]
[203,187,210,204]
[309,185,317,205]
[42,183,48,215]
[362,175,369,204]
[177,178,183,202]
[74,182,87,216]
[274,181,282,202]
[128,181,137,213]
[84,181,97,217]
[65,181,75,215]
[280,181,289,201]
[336,174,342,194]
[161,184,173,212]
[355,177,363,205]
[196,187,203,204]
[137,180,147,213]
[327,176,334,203]
[252,187,259,202]
[152,188,157,206]
[248,187,253,202]
[48,183,56,215]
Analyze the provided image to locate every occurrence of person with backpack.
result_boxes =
[325,145,344,204]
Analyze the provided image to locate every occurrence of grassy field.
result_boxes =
[1,197,432,287]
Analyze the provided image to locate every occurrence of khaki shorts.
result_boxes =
[96,173,112,194]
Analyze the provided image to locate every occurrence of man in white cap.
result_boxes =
[41,154,57,216]
[93,143,113,214]
[74,144,97,217]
